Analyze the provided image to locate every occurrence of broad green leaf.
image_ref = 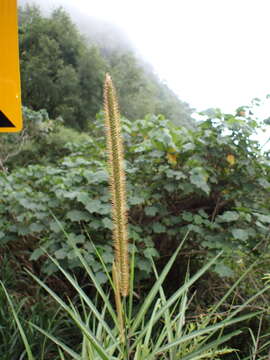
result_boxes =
[194,215,203,225]
[84,170,108,184]
[217,211,240,222]
[69,233,85,244]
[66,210,89,222]
[49,220,63,233]
[143,248,159,259]
[232,228,249,241]
[18,198,38,210]
[85,199,102,213]
[214,263,234,277]
[17,225,31,236]
[102,217,113,230]
[30,223,44,232]
[77,192,91,205]
[98,204,111,215]
[144,206,158,216]
[182,212,193,222]
[152,222,166,233]
[190,172,210,195]
[89,219,102,230]
[258,178,270,189]
[129,196,145,205]
[95,271,107,284]
[55,248,67,260]
[137,259,152,273]
[101,251,114,263]
[30,248,44,261]
[254,212,270,224]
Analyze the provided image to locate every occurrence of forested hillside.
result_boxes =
[18,5,193,130]
[0,3,270,359]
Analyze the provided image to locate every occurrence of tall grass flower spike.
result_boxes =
[104,73,129,297]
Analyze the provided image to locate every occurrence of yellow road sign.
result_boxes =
[0,0,22,132]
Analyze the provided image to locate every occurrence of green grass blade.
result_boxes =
[128,241,136,323]
[71,244,118,326]
[31,323,81,360]
[151,311,260,356]
[58,347,66,360]
[42,254,119,347]
[91,241,115,289]
[26,271,112,360]
[175,281,188,338]
[195,284,270,351]
[178,330,242,360]
[131,252,221,351]
[209,261,258,316]
[151,259,174,360]
[154,253,221,321]
[143,299,161,348]
[151,285,189,353]
[227,285,270,320]
[1,282,35,360]
[50,213,118,323]
[130,233,188,335]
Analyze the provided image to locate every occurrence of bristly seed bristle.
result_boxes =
[103,73,129,297]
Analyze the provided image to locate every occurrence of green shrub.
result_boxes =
[0,107,269,281]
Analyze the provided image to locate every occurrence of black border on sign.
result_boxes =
[0,110,15,127]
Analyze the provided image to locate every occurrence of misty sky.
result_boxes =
[19,0,270,121]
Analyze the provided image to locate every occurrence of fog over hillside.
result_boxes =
[18,0,194,128]
[18,0,194,127]
[18,0,136,56]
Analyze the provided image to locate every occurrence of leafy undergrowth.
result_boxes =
[0,108,269,282]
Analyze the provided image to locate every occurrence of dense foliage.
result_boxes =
[1,107,269,281]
